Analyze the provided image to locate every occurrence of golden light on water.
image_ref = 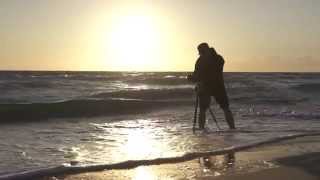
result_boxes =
[72,120,174,163]
[63,120,239,179]
[125,130,154,158]
[123,127,167,160]
[124,129,167,180]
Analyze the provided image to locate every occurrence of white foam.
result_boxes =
[1,132,319,180]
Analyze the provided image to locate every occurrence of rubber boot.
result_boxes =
[223,108,235,129]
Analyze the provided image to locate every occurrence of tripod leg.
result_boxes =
[193,95,199,131]
[208,107,221,130]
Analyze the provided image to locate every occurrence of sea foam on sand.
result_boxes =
[3,134,319,180]
[46,135,320,180]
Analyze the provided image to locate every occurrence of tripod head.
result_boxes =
[186,74,199,93]
[187,74,199,83]
[187,74,194,82]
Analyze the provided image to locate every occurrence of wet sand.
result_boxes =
[41,136,320,180]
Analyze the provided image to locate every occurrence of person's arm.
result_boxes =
[188,59,200,82]
[218,55,225,72]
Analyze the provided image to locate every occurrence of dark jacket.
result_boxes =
[192,51,225,93]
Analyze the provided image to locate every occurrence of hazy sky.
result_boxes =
[0,0,319,71]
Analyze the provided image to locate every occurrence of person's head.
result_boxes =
[197,42,210,56]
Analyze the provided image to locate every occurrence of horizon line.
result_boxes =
[0,69,319,73]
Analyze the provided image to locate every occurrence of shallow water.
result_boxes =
[1,103,320,174]
[1,72,320,174]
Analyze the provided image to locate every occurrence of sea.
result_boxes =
[1,71,320,175]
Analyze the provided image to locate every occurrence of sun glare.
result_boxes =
[106,14,162,71]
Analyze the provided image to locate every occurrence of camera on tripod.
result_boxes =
[187,73,221,131]
[187,74,197,83]
[187,74,200,93]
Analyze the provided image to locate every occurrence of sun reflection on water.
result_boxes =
[122,126,170,180]
[67,119,177,165]
[124,128,163,160]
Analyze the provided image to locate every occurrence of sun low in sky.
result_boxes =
[0,0,319,72]
[105,13,166,71]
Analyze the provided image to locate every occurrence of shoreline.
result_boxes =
[47,135,320,180]
[1,133,319,180]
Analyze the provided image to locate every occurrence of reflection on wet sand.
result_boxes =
[133,166,157,180]
[55,136,320,180]
[199,152,235,176]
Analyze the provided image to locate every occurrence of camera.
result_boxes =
[187,74,196,82]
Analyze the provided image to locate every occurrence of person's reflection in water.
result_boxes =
[199,152,235,175]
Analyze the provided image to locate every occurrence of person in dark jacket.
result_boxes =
[188,42,235,129]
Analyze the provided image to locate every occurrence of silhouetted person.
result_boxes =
[188,43,235,129]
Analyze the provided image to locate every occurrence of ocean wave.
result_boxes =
[243,111,320,120]
[1,72,318,108]
[0,79,61,91]
[230,92,307,105]
[253,98,307,105]
[125,76,189,85]
[0,99,192,123]
[292,83,320,93]
[91,88,195,100]
[1,133,319,180]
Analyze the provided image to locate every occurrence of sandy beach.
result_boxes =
[38,135,320,180]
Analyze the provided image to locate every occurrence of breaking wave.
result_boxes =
[0,99,191,122]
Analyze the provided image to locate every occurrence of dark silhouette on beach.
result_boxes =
[188,42,235,129]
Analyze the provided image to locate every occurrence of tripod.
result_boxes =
[193,89,221,131]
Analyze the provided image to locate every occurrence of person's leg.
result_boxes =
[199,107,207,129]
[215,90,236,129]
[222,107,235,129]
[199,94,210,129]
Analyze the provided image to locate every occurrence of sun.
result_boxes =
[106,14,162,71]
